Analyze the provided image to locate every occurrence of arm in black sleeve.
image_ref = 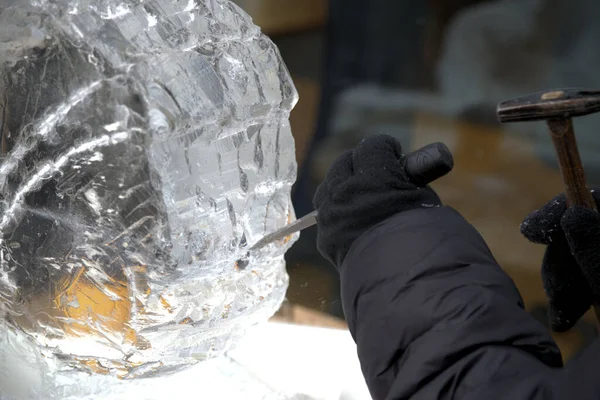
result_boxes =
[341,206,600,400]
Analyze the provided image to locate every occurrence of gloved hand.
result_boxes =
[312,134,442,268]
[521,191,600,332]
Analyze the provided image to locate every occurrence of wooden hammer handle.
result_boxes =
[547,118,600,326]
[547,118,597,211]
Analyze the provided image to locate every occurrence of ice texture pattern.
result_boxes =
[0,0,298,397]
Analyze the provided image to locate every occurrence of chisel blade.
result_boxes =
[247,210,318,252]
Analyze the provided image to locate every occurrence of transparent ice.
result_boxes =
[0,0,298,397]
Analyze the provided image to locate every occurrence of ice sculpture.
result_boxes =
[0,0,298,397]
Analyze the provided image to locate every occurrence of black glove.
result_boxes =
[312,134,442,268]
[521,191,600,332]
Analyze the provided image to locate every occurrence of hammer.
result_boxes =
[497,88,600,325]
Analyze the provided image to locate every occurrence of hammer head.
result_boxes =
[497,89,600,123]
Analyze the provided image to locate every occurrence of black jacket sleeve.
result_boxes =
[340,206,600,400]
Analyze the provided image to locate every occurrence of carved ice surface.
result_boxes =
[0,0,298,397]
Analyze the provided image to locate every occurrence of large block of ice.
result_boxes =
[0,0,298,397]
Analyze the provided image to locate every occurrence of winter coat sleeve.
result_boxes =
[340,206,600,399]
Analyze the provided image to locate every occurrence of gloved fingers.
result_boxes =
[561,206,600,302]
[520,194,567,244]
[521,190,600,245]
[313,149,354,209]
[324,149,354,189]
[548,301,591,333]
[541,237,593,332]
[312,182,328,211]
[351,134,406,179]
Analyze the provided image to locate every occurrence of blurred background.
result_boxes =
[232,0,600,362]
